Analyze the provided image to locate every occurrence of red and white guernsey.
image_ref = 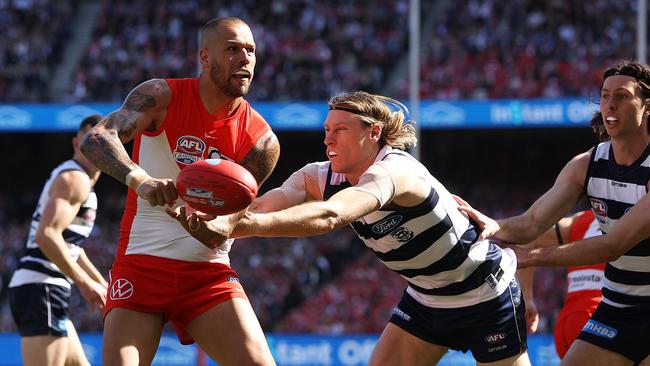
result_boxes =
[562,210,605,312]
[118,78,270,263]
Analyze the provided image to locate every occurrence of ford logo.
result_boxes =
[372,215,403,234]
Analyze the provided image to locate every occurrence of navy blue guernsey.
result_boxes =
[313,146,516,308]
[9,160,97,289]
[585,141,650,307]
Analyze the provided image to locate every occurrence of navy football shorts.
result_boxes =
[389,278,527,363]
[577,302,650,363]
[9,283,71,337]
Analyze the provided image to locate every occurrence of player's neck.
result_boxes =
[198,76,242,119]
[610,132,650,166]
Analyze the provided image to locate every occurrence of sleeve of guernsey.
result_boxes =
[274,162,323,206]
[234,106,272,162]
[352,160,397,207]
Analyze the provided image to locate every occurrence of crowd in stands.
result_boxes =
[0,0,77,102]
[3,0,646,103]
[397,0,640,100]
[71,0,409,102]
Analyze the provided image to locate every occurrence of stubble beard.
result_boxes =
[210,62,249,98]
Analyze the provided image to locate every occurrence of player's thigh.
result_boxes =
[369,323,448,366]
[63,320,90,366]
[102,308,164,366]
[21,335,68,366]
[477,350,531,366]
[186,297,275,366]
[562,339,635,366]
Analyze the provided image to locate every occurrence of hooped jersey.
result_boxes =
[118,78,270,263]
[277,146,517,308]
[562,210,604,310]
[9,160,97,289]
[585,141,650,307]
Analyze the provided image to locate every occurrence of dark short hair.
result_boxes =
[199,17,248,46]
[79,114,102,131]
[602,60,650,99]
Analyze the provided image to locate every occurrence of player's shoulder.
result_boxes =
[128,78,173,104]
[51,169,92,203]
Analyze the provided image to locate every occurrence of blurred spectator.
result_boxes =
[70,0,409,102]
[395,0,640,100]
[0,0,77,102]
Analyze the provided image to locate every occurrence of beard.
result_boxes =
[209,61,250,98]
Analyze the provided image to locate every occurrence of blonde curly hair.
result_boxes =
[328,91,417,150]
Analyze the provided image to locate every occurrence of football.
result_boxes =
[176,159,258,216]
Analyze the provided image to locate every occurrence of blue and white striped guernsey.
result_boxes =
[318,146,517,308]
[9,160,97,290]
[585,141,650,307]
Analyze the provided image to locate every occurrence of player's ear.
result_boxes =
[369,123,382,142]
[199,48,210,69]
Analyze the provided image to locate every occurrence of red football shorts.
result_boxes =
[104,254,248,344]
[554,309,594,358]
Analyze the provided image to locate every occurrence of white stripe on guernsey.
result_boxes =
[610,255,650,273]
[139,132,181,181]
[593,142,610,160]
[406,247,517,308]
[587,177,647,205]
[604,278,650,297]
[642,153,650,167]
[8,269,71,289]
[567,268,604,293]
[601,297,632,308]
[66,223,92,236]
[382,227,456,271]
[20,256,63,272]
[363,207,447,253]
[408,241,488,286]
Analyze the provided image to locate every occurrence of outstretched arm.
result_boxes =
[519,193,650,268]
[80,79,176,206]
[478,152,589,243]
[235,186,380,238]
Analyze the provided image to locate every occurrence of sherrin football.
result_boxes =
[176,159,258,216]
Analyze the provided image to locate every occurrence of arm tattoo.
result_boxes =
[240,131,280,186]
[79,84,162,183]
[125,91,156,112]
[80,126,139,182]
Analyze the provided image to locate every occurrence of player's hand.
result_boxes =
[453,195,500,240]
[136,178,178,207]
[78,278,107,312]
[524,299,539,333]
[501,243,536,269]
[166,206,229,249]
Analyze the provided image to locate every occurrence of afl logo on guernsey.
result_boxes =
[173,135,206,165]
[589,198,607,216]
[372,215,403,234]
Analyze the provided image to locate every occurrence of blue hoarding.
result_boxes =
[0,333,559,365]
[0,98,597,132]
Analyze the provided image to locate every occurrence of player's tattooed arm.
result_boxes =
[80,79,171,183]
[240,130,280,187]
